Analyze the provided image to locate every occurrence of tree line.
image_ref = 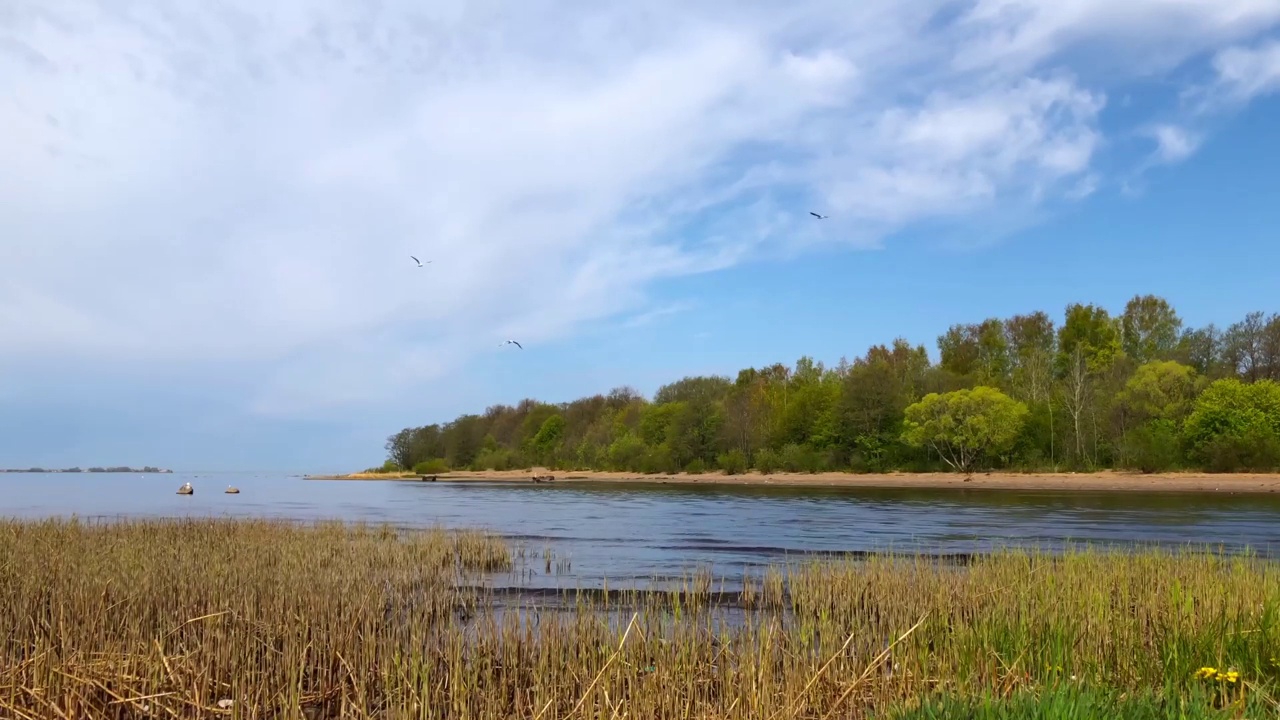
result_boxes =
[383,296,1280,475]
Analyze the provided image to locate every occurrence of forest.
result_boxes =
[383,296,1280,475]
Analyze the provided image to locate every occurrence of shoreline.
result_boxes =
[305,469,1280,494]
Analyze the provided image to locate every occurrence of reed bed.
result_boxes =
[1,518,1278,719]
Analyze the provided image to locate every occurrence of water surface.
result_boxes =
[4,471,1278,587]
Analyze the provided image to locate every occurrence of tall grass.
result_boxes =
[2,518,1278,719]
[883,684,1270,720]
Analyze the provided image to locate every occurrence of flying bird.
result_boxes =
[809,212,829,219]
[410,256,431,267]
[501,340,524,350]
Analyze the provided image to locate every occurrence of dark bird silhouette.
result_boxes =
[410,256,431,267]
[501,340,523,350]
[809,212,828,219]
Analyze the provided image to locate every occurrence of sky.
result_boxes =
[3,0,1280,473]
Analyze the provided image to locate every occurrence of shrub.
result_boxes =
[717,449,748,475]
[1200,428,1280,473]
[646,444,679,474]
[684,458,706,474]
[780,443,820,473]
[1184,379,1280,471]
[472,449,513,471]
[1122,420,1182,474]
[411,459,450,475]
[607,434,647,472]
[901,386,1029,473]
[576,443,605,470]
[754,448,781,474]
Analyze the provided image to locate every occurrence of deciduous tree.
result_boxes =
[901,387,1029,473]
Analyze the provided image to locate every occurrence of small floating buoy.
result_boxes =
[177,482,193,495]
[225,486,240,494]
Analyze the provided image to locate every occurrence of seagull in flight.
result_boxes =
[500,340,524,350]
[809,212,829,220]
[410,256,431,267]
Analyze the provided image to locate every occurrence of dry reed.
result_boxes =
[2,518,1278,719]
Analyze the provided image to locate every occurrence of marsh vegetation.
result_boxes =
[2,518,1277,718]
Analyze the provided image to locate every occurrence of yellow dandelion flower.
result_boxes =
[1216,670,1240,684]
[1195,667,1218,679]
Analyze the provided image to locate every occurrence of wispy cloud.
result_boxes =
[2,0,1279,418]
[622,302,696,330]
[1147,124,1202,164]
[1212,39,1280,102]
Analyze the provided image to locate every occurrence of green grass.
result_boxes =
[885,685,1270,720]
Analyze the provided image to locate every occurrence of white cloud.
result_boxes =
[953,0,1280,75]
[1212,39,1280,101]
[2,0,1279,416]
[621,302,696,330]
[1148,123,1201,164]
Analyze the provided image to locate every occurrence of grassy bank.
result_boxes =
[2,519,1278,718]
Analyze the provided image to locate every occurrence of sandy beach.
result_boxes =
[305,468,1280,494]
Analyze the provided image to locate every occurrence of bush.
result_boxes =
[780,443,820,473]
[362,464,397,474]
[366,460,403,473]
[1200,428,1280,472]
[607,435,647,472]
[753,448,780,474]
[1122,420,1182,474]
[411,459,450,475]
[717,449,748,475]
[901,386,1029,473]
[1184,379,1280,471]
[472,449,513,471]
[684,458,706,474]
[819,448,844,473]
[576,443,605,470]
[645,444,679,474]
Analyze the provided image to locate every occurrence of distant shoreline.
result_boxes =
[304,469,1280,494]
[1,467,174,474]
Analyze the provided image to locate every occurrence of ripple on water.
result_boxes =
[4,472,1280,586]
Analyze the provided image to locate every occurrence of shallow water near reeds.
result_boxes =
[4,471,1280,590]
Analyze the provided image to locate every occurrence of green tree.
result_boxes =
[939,319,1010,386]
[722,370,771,457]
[530,414,566,466]
[639,403,680,447]
[1058,303,1122,374]
[1120,294,1183,365]
[666,399,724,467]
[607,434,646,471]
[442,415,486,468]
[385,428,417,470]
[1115,361,1198,425]
[835,351,909,471]
[375,297,1279,475]
[1176,325,1226,378]
[1114,361,1198,472]
[1183,379,1280,471]
[902,387,1029,473]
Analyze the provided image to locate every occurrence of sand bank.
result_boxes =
[305,469,1280,494]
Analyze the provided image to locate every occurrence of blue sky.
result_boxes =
[3,1,1280,472]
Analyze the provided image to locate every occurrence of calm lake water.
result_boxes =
[4,472,1279,588]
